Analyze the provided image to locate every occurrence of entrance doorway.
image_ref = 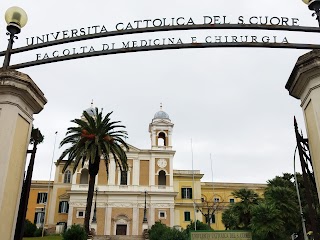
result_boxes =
[116,224,127,235]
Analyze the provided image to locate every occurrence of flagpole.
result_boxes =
[210,153,215,225]
[191,138,197,231]
[42,131,58,237]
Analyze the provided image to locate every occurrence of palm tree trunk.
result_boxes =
[84,173,96,235]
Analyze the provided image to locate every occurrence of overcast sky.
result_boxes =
[1,0,318,183]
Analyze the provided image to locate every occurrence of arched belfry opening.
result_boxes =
[149,104,174,150]
[157,132,166,146]
[158,170,166,186]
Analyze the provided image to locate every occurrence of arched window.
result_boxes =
[64,170,71,183]
[158,170,166,186]
[157,132,166,146]
[80,169,89,184]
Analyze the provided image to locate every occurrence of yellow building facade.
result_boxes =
[26,108,266,236]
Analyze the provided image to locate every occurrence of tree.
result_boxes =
[250,202,285,240]
[15,127,44,240]
[221,206,240,230]
[264,185,300,237]
[185,220,212,233]
[148,222,188,240]
[222,188,260,230]
[57,108,129,234]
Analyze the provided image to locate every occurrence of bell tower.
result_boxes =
[149,104,174,150]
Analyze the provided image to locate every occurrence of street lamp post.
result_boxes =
[143,191,148,223]
[302,0,320,27]
[3,6,28,69]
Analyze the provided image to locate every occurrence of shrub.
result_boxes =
[149,222,188,240]
[63,224,87,240]
[34,227,45,237]
[23,219,37,237]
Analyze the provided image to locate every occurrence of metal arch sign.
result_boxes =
[1,15,320,70]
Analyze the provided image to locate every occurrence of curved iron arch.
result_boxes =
[2,24,320,69]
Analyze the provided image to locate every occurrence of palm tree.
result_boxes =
[250,202,285,240]
[221,207,240,230]
[232,189,260,229]
[57,108,129,234]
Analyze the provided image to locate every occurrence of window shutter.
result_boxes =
[181,188,185,198]
[66,202,69,213]
[34,213,38,224]
[37,193,40,203]
[189,188,193,199]
[58,202,62,213]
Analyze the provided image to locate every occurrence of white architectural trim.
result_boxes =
[150,205,155,226]
[132,158,139,185]
[67,206,73,226]
[105,206,112,235]
[150,157,155,186]
[113,215,130,236]
[170,208,174,227]
[109,161,116,185]
[170,157,173,186]
[132,206,139,235]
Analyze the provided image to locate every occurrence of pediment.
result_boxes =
[126,143,141,153]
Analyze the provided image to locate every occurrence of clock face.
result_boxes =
[157,159,167,168]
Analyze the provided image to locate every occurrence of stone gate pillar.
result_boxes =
[0,69,47,240]
[286,50,320,201]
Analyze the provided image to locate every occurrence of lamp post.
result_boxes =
[302,0,320,27]
[3,6,28,69]
[143,191,148,223]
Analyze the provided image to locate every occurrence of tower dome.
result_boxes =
[153,103,170,120]
[84,107,95,116]
[154,110,170,120]
[83,100,96,117]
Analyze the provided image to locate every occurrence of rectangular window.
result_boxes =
[120,171,128,185]
[214,197,220,202]
[34,212,44,224]
[159,211,166,219]
[181,188,192,199]
[58,201,69,213]
[229,198,235,203]
[184,211,191,221]
[77,210,85,218]
[37,192,48,204]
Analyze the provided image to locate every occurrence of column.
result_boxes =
[109,161,116,185]
[149,157,155,186]
[170,207,174,227]
[169,157,173,187]
[286,50,320,201]
[132,158,140,186]
[105,206,112,235]
[132,205,139,235]
[150,204,155,226]
[0,69,47,240]
[67,205,73,227]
